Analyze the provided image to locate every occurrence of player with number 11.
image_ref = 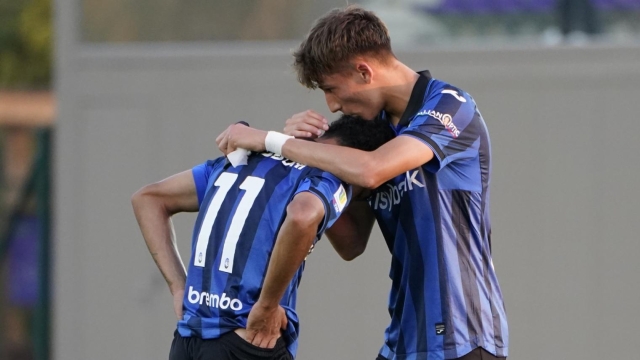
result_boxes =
[132,116,395,360]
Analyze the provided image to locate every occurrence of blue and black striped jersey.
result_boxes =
[178,152,351,357]
[372,71,508,360]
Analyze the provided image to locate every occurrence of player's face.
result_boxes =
[319,70,384,120]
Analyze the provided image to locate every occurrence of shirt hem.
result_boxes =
[379,342,508,360]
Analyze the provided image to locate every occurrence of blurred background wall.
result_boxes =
[2,0,640,360]
[54,43,640,360]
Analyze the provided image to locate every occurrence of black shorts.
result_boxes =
[376,347,506,360]
[169,330,293,360]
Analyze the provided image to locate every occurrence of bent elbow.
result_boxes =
[131,187,145,208]
[338,246,365,261]
[131,184,157,210]
[286,198,324,230]
[359,160,386,189]
[360,176,382,190]
[331,236,367,261]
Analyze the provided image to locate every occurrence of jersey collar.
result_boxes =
[397,70,432,128]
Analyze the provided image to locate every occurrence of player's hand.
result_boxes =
[244,302,288,348]
[172,288,184,320]
[284,110,329,139]
[216,124,268,155]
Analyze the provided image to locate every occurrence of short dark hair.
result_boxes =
[293,5,394,89]
[321,115,395,151]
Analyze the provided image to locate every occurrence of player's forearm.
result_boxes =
[257,198,323,309]
[258,218,317,309]
[325,200,374,261]
[132,194,186,294]
[281,139,382,188]
[280,136,436,189]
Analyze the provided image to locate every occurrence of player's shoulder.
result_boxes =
[425,78,472,105]
[414,78,475,121]
[304,167,350,211]
[194,156,226,176]
[206,157,226,168]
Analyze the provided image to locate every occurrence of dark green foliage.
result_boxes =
[0,0,51,89]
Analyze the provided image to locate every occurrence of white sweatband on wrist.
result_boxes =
[265,131,294,155]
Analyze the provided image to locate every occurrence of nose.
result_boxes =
[325,93,341,113]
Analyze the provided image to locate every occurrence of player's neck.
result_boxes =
[379,61,420,126]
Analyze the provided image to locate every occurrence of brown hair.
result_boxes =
[293,5,394,89]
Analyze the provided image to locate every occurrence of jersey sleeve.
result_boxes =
[191,157,226,206]
[293,169,352,236]
[399,86,482,173]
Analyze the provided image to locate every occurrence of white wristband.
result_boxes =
[265,131,294,155]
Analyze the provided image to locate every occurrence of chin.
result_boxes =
[360,113,379,121]
[344,111,371,120]
[359,109,383,120]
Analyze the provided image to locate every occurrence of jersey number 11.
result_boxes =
[193,172,265,273]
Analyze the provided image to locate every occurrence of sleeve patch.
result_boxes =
[332,184,348,213]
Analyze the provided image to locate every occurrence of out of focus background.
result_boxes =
[1,1,640,359]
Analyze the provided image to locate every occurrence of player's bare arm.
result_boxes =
[325,199,375,261]
[244,191,326,348]
[131,170,199,319]
[217,124,435,189]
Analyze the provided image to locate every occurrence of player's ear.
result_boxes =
[354,62,373,85]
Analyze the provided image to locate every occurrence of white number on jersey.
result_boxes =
[441,89,467,103]
[193,173,265,274]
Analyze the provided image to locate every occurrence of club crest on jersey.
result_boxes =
[416,109,461,138]
[332,185,347,213]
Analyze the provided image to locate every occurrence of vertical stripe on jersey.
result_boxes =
[477,113,505,350]
[399,196,429,355]
[393,281,408,357]
[426,172,457,355]
[371,184,403,253]
[451,190,484,340]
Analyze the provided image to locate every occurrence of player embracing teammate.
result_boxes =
[218,5,509,360]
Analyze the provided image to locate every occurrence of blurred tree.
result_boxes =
[0,0,52,89]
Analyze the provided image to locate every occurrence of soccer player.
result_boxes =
[215,6,509,360]
[132,116,395,360]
